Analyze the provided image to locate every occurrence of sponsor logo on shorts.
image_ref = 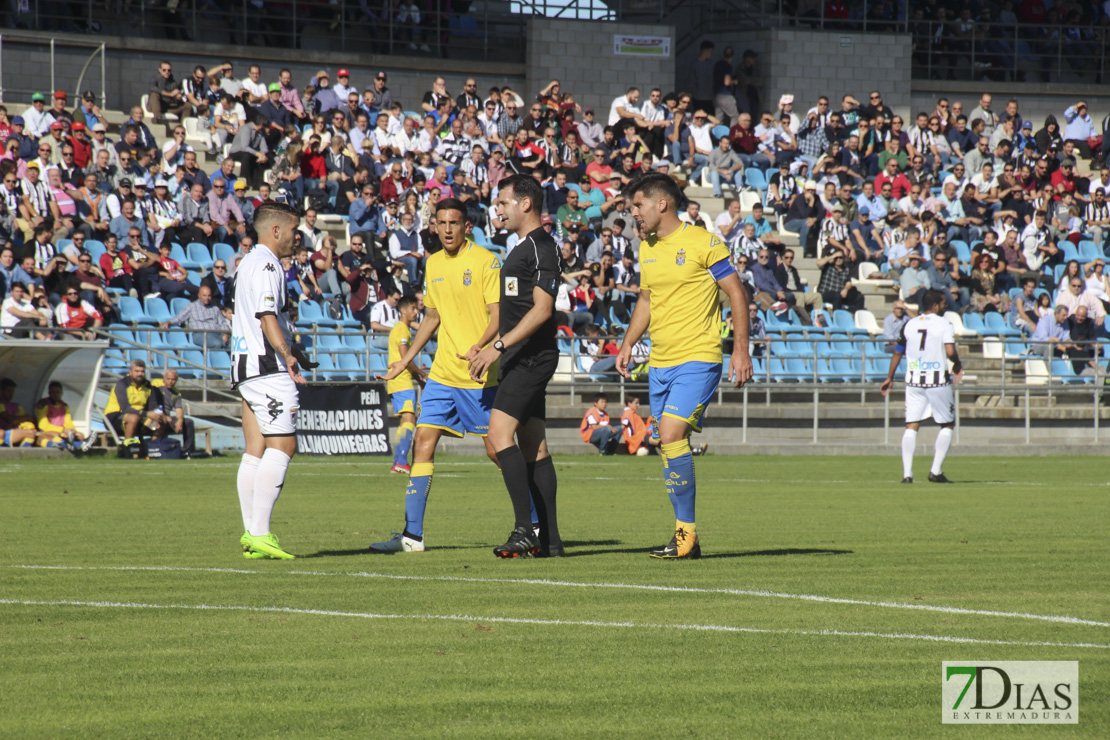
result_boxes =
[265,394,283,421]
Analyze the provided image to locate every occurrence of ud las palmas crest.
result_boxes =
[463,269,472,286]
[676,249,686,266]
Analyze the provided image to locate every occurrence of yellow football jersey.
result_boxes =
[423,240,501,388]
[639,223,731,368]
[386,321,414,395]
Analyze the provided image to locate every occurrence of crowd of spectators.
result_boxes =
[3,43,1109,384]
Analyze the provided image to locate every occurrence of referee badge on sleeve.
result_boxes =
[505,276,518,296]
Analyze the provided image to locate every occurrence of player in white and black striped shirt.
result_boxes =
[231,202,315,561]
[880,289,962,484]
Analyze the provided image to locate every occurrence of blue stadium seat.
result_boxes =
[366,351,389,374]
[208,351,232,376]
[163,329,192,349]
[342,332,366,350]
[864,357,890,382]
[962,312,986,334]
[819,357,860,383]
[1060,242,1080,264]
[744,169,767,193]
[118,296,155,325]
[171,242,201,270]
[144,297,172,324]
[984,311,1021,337]
[338,353,364,379]
[179,350,206,375]
[1050,359,1088,384]
[339,307,361,329]
[832,309,866,335]
[951,240,971,267]
[296,301,326,327]
[103,350,128,373]
[213,242,236,265]
[187,242,214,270]
[1078,240,1101,262]
[170,297,190,315]
[710,124,729,143]
[106,325,135,347]
[1004,340,1028,358]
[85,239,106,263]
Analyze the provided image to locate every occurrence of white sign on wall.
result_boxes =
[613,34,671,57]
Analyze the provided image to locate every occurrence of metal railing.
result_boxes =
[9,1,528,63]
[908,20,1107,85]
[0,35,107,109]
[83,326,1109,444]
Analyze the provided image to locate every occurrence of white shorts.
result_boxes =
[238,374,300,436]
[905,385,954,425]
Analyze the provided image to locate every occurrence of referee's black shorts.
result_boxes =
[493,350,559,424]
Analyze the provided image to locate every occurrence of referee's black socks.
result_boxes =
[527,456,560,547]
[497,445,537,531]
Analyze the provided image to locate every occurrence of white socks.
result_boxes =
[932,427,953,476]
[237,454,261,531]
[901,429,917,479]
[249,448,291,537]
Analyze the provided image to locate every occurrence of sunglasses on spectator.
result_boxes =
[66,291,79,296]
[79,258,91,263]
[214,264,226,270]
[783,255,793,261]
[869,94,880,100]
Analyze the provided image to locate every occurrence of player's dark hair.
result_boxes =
[398,295,418,311]
[48,380,62,390]
[435,197,471,222]
[594,392,608,402]
[0,377,14,391]
[254,202,300,233]
[500,174,544,213]
[626,172,684,211]
[921,290,946,313]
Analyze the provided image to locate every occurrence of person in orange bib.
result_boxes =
[620,396,653,455]
[579,392,618,454]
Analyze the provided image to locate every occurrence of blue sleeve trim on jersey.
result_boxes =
[894,344,906,355]
[709,258,736,282]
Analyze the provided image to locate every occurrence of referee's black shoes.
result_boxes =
[493,526,541,558]
[928,472,953,483]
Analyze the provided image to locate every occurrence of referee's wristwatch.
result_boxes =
[493,340,506,353]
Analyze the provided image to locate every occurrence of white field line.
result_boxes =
[1,599,1106,649]
[6,565,1107,629]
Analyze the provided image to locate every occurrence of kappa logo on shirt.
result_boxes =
[676,249,686,266]
[263,263,277,273]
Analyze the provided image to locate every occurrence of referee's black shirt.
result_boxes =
[499,227,561,366]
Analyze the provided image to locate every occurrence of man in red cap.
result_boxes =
[68,122,92,168]
[46,90,73,133]
[334,69,353,102]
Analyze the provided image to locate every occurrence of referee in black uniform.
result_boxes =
[468,174,563,558]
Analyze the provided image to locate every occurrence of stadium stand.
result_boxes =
[6,4,1110,456]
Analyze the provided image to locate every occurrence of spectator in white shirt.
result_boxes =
[369,286,402,349]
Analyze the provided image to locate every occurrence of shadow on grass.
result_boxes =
[300,540,626,558]
[699,548,854,559]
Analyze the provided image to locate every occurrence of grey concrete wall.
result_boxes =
[525,18,674,117]
[764,29,912,117]
[0,34,524,114]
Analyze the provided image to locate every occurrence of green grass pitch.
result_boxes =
[1,454,1107,737]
